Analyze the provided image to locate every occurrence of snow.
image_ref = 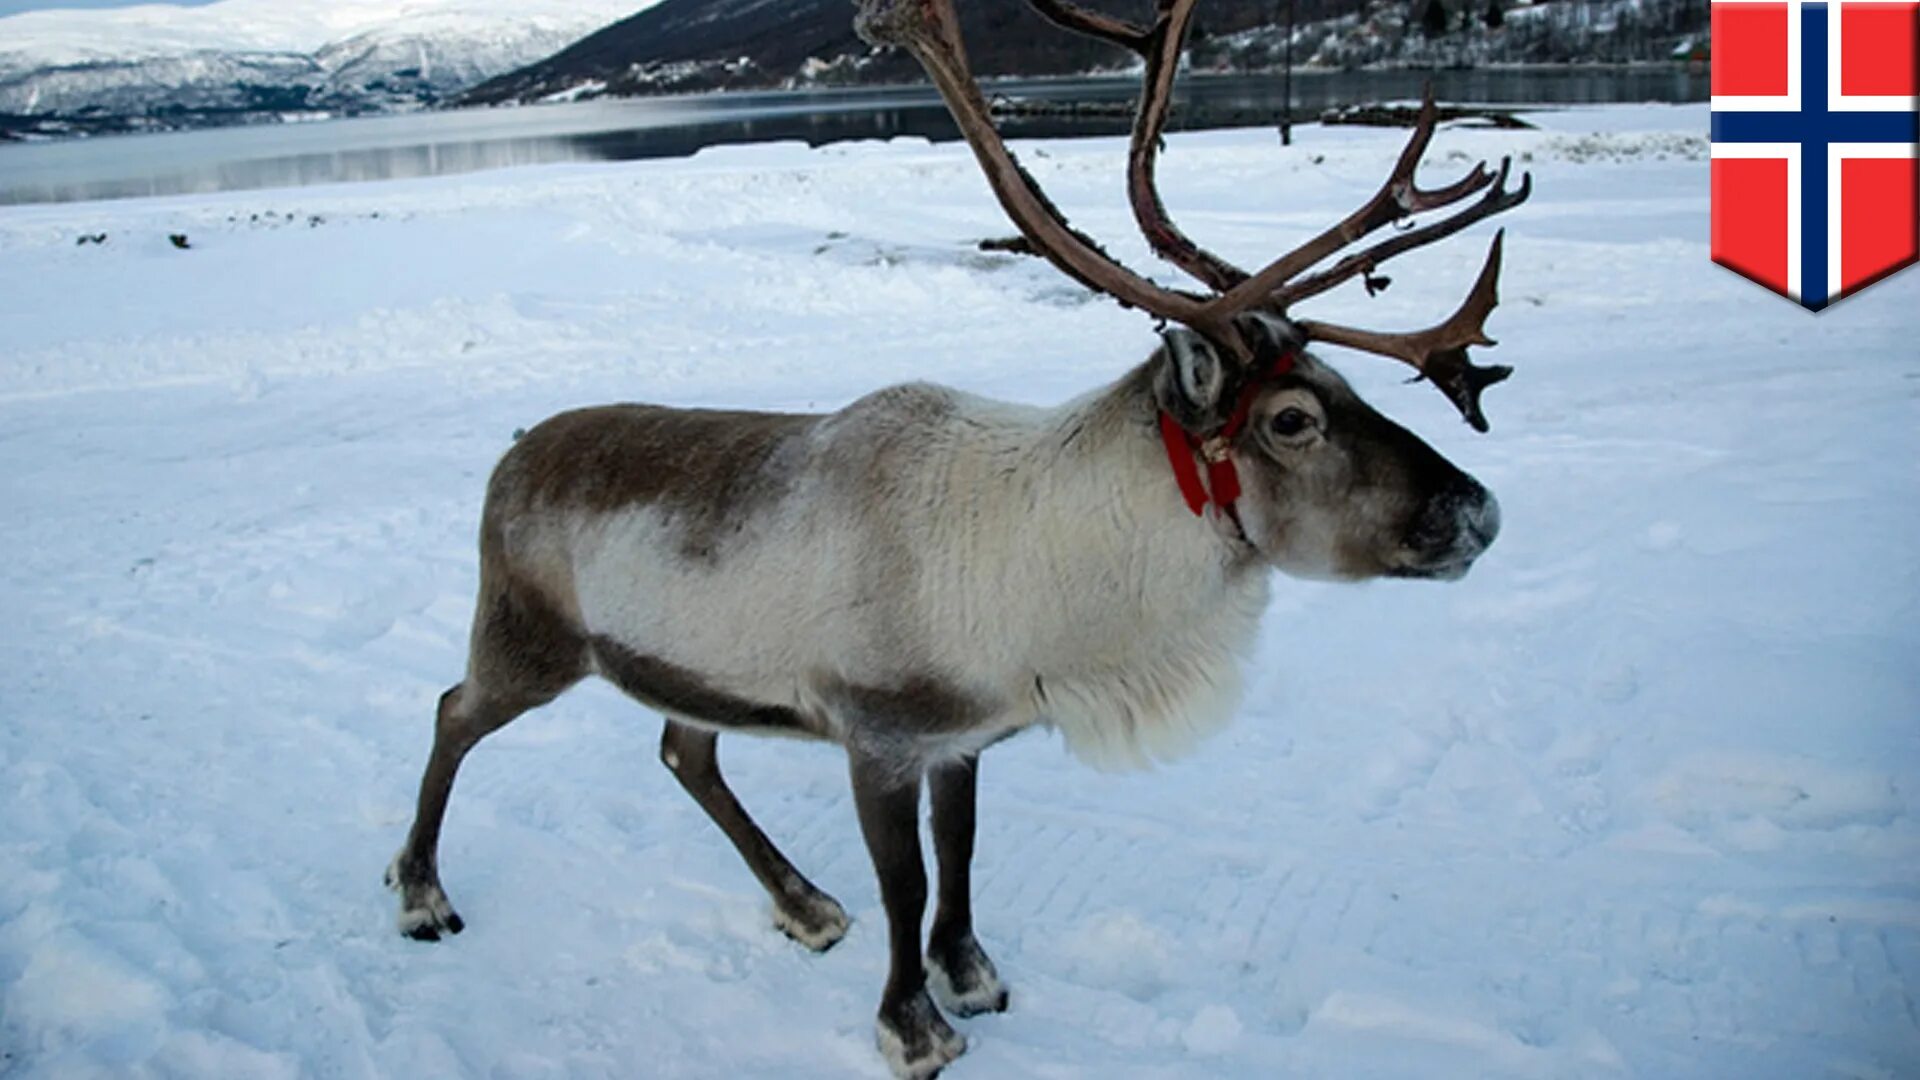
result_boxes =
[0,0,663,123]
[1,105,1917,1079]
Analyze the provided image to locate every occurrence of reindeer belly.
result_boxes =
[567,503,849,739]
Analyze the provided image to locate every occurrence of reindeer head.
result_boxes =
[1155,313,1500,581]
[856,0,1530,582]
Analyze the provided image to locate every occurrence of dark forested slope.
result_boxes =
[461,0,1340,102]
[462,0,1708,105]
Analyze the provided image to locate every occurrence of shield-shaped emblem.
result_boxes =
[1710,0,1918,310]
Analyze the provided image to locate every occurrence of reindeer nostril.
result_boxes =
[1468,490,1501,546]
[1411,478,1497,561]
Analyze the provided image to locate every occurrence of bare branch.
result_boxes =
[1297,231,1514,431]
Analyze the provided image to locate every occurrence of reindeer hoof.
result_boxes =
[404,912,465,940]
[932,974,1008,1018]
[388,852,463,941]
[397,899,464,941]
[772,892,849,952]
[876,992,965,1079]
[928,934,1009,1017]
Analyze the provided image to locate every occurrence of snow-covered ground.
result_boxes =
[1,104,1916,1079]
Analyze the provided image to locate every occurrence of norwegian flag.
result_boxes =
[1710,0,1918,309]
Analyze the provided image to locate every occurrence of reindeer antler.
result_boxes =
[1298,230,1513,432]
[855,0,1532,429]
[855,0,1215,332]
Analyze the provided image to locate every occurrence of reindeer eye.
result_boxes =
[1271,407,1315,438]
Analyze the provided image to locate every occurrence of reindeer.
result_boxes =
[386,1,1530,1075]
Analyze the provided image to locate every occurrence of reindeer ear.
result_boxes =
[1153,328,1230,430]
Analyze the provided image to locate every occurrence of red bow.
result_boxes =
[1157,351,1295,528]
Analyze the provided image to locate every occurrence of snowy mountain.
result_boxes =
[0,0,658,135]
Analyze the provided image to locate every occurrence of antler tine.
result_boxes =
[1276,157,1531,307]
[1385,87,1499,214]
[1297,231,1514,432]
[855,0,1212,329]
[1212,85,1505,314]
[1027,0,1153,57]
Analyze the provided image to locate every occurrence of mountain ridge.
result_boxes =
[462,0,1300,104]
[0,0,656,136]
[463,0,1708,105]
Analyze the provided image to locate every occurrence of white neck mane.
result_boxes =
[958,366,1272,770]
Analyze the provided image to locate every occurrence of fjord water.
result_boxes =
[3,106,1916,1079]
[0,67,1705,205]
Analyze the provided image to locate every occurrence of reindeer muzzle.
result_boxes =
[1393,476,1500,581]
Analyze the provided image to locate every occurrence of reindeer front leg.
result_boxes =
[927,754,1008,1016]
[849,749,965,1079]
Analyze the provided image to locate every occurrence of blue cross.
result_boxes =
[1710,1,1919,309]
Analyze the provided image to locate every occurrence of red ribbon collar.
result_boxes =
[1157,350,1295,531]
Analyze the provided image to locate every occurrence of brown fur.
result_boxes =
[818,673,997,737]
[492,404,817,564]
[466,553,589,704]
[591,636,824,738]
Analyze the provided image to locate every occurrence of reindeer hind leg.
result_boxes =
[388,572,587,940]
[659,721,850,951]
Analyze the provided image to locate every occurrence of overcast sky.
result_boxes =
[0,0,217,15]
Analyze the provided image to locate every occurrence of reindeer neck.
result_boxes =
[1009,361,1268,649]
[984,363,1268,768]
[1056,360,1255,572]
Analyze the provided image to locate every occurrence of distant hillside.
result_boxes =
[464,0,1708,106]
[461,0,1330,104]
